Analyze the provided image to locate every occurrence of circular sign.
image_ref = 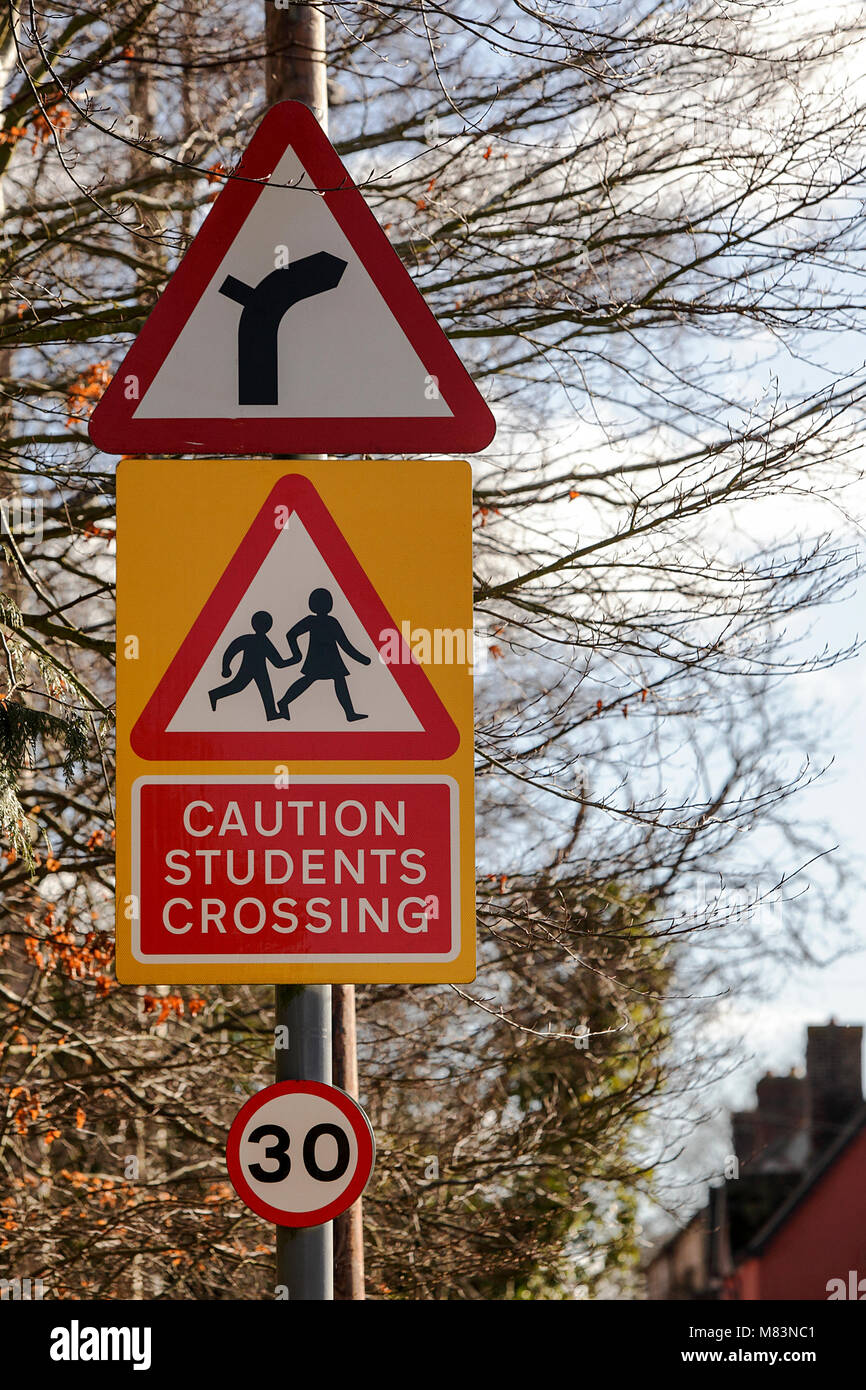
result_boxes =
[226,1081,375,1227]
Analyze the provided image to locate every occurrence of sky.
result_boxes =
[650,527,866,1231]
[721,572,866,1072]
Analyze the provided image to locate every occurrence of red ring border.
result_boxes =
[226,1080,375,1228]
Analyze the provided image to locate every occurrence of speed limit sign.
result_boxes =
[226,1081,375,1227]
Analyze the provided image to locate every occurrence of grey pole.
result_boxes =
[265,1,337,1301]
[275,983,333,1298]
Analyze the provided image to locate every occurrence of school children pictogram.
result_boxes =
[208,590,372,725]
[131,474,459,762]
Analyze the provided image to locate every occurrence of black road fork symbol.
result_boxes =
[219,251,347,406]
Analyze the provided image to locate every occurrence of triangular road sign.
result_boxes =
[131,475,460,761]
[89,102,495,455]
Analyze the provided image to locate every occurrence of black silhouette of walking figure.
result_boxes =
[277,588,371,722]
[208,611,294,721]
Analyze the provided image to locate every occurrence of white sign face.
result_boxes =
[226,1082,375,1227]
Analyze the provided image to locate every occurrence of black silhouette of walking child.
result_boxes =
[208,610,295,721]
[277,587,371,722]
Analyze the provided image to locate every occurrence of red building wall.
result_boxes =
[729,1124,866,1300]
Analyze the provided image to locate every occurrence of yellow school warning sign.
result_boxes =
[116,459,475,985]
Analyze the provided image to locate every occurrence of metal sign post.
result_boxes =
[269,6,333,1298]
[274,986,333,1298]
[269,5,334,1303]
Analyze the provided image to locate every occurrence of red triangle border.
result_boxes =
[89,102,495,455]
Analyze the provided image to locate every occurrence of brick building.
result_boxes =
[645,1021,866,1300]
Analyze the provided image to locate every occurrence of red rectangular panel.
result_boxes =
[132,776,456,961]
